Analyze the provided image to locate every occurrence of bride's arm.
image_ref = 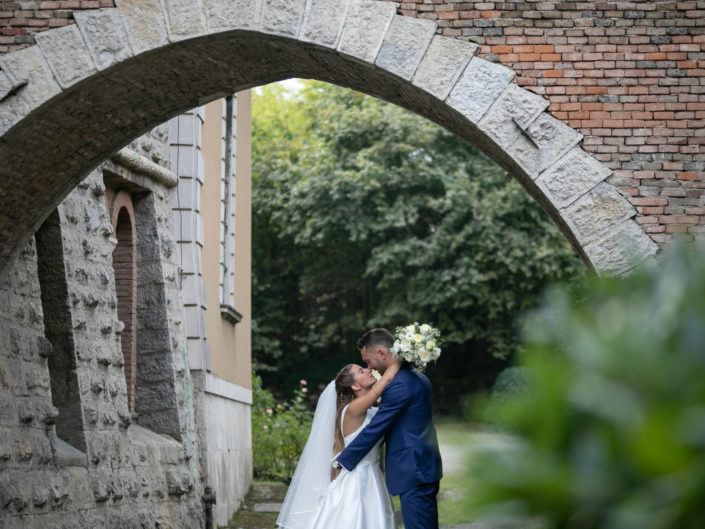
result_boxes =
[346,359,402,418]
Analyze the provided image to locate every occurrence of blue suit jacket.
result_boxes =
[337,364,443,495]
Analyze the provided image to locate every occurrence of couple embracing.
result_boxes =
[276,328,443,529]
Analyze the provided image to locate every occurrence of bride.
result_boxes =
[276,360,402,529]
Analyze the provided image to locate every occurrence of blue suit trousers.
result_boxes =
[399,480,440,529]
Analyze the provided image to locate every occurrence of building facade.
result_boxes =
[0,92,253,528]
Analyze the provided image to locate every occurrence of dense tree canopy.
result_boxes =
[251,81,583,406]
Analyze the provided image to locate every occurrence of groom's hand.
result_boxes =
[330,467,341,481]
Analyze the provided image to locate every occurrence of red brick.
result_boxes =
[660,215,700,224]
[638,206,665,215]
[544,70,564,78]
[666,225,691,234]
[630,197,668,206]
[677,172,698,180]
[634,171,656,179]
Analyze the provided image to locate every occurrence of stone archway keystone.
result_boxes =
[0,0,659,279]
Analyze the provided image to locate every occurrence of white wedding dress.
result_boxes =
[308,405,396,529]
[276,382,396,529]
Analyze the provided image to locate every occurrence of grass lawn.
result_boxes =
[435,421,518,526]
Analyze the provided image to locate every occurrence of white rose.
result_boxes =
[418,350,430,362]
[426,340,435,350]
[400,340,411,351]
[420,324,431,333]
[413,334,423,343]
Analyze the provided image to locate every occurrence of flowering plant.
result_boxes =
[391,323,441,372]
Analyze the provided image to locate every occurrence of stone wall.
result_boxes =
[396,0,705,244]
[0,1,115,54]
[0,156,204,527]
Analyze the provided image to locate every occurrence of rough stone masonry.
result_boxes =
[0,124,205,527]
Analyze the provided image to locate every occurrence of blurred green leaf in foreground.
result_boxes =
[472,242,705,529]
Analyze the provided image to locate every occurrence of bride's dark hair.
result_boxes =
[334,364,356,455]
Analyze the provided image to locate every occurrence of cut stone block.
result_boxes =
[412,36,478,101]
[206,0,264,31]
[583,219,659,276]
[447,57,515,123]
[562,183,636,245]
[36,25,96,88]
[338,0,397,63]
[299,0,351,48]
[116,0,169,55]
[74,9,133,70]
[0,70,12,100]
[508,112,583,178]
[535,146,612,210]
[261,0,307,36]
[162,0,208,41]
[0,46,61,135]
[478,83,549,150]
[376,16,436,81]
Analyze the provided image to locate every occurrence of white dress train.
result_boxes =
[309,405,396,529]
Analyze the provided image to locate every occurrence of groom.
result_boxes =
[335,328,443,529]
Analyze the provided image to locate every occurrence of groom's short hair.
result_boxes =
[356,328,394,351]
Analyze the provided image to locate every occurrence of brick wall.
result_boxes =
[0,0,114,53]
[397,0,705,244]
[106,188,137,412]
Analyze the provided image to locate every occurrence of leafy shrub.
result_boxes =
[251,375,313,481]
[472,243,705,529]
[458,393,475,423]
[491,366,532,403]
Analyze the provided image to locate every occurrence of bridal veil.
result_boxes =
[276,380,337,529]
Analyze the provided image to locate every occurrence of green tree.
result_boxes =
[251,81,583,399]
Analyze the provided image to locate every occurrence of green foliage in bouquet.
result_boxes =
[471,243,705,529]
[251,376,313,481]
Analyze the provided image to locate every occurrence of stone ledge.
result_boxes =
[204,373,253,405]
[111,148,178,188]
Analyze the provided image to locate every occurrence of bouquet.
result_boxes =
[391,323,441,372]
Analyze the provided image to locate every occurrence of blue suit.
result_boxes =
[337,365,443,529]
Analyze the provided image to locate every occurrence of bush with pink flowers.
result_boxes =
[252,376,313,481]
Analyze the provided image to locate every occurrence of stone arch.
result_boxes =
[0,0,658,279]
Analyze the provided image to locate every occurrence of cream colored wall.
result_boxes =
[233,91,252,389]
[200,92,252,389]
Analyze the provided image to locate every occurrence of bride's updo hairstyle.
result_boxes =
[334,364,356,454]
